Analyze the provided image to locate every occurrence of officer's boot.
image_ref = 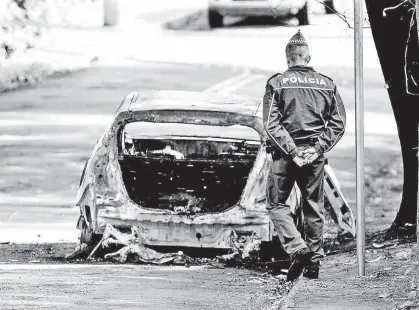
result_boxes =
[303,261,320,279]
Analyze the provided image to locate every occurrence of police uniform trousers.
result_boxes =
[266,147,326,262]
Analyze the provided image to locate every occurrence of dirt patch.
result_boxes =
[281,241,418,310]
[365,155,404,232]
[0,242,75,263]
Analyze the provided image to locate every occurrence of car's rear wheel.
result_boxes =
[78,216,101,245]
[208,9,223,28]
[324,0,335,14]
[296,3,309,26]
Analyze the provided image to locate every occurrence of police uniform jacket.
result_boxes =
[263,65,346,158]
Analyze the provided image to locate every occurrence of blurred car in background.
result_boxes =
[207,0,335,28]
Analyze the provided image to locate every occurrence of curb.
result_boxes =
[278,278,306,309]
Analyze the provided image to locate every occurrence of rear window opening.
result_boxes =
[118,122,261,214]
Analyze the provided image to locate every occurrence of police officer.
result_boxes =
[263,30,346,281]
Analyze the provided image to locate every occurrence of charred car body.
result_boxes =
[76,90,354,251]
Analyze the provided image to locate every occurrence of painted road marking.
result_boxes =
[204,73,266,94]
[202,73,251,93]
[221,74,265,94]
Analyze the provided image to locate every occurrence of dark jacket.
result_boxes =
[263,66,346,158]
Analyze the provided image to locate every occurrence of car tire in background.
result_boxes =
[208,9,223,28]
[296,3,309,25]
[324,0,335,14]
[78,217,101,246]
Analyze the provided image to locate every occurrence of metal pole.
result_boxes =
[354,0,365,276]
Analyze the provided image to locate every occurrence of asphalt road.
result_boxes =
[0,264,279,310]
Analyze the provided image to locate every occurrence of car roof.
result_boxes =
[116,90,263,118]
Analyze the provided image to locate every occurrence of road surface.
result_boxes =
[0,263,282,310]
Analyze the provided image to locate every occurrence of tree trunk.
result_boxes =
[365,0,419,229]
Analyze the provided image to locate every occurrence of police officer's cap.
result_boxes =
[286,30,308,47]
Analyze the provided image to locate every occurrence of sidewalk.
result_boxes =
[280,244,416,310]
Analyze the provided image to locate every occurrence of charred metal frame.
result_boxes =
[75,92,291,249]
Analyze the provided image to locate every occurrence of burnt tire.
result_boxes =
[324,0,335,14]
[296,4,309,26]
[78,216,101,245]
[208,9,223,28]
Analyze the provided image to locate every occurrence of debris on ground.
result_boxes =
[100,224,183,264]
[378,293,392,299]
[65,217,359,274]
[64,243,93,261]
[367,256,384,263]
[216,231,262,263]
[66,225,269,269]
[395,249,414,261]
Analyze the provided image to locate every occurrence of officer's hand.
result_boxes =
[293,153,306,167]
[301,147,319,164]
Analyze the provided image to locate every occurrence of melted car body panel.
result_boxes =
[76,91,354,249]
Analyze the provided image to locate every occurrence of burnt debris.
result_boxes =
[120,138,260,214]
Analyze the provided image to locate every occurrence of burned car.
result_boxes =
[76,90,354,251]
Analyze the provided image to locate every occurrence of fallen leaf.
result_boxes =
[367,256,384,263]
[274,275,287,281]
[373,242,385,249]
[410,279,418,290]
[405,267,414,276]
[249,277,269,283]
[396,249,413,260]
[399,300,415,309]
[343,260,356,265]
[408,291,417,300]
[373,242,396,249]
